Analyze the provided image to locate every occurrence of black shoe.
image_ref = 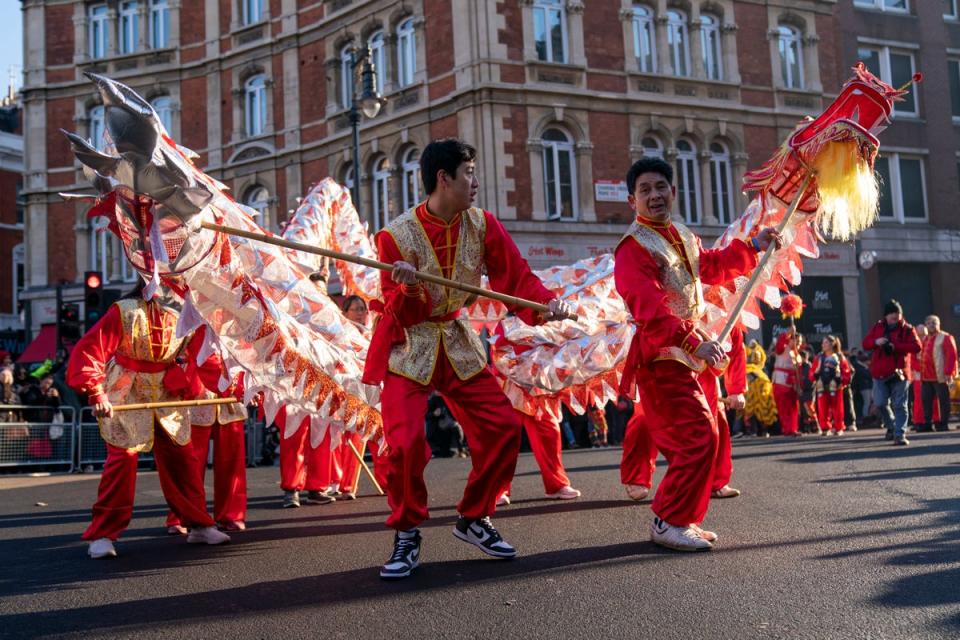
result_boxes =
[282,490,301,508]
[305,490,335,505]
[884,430,894,441]
[380,530,421,580]
[453,516,517,558]
[894,436,910,446]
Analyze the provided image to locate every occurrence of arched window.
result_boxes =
[151,96,173,133]
[675,139,700,224]
[119,1,139,55]
[709,142,734,224]
[368,31,386,95]
[89,105,105,152]
[778,25,804,89]
[88,4,109,59]
[641,135,664,159]
[242,0,265,26]
[542,128,578,221]
[244,74,267,137]
[371,156,391,230]
[667,10,690,78]
[632,6,657,73]
[244,185,272,230]
[401,147,422,211]
[340,44,355,108]
[700,14,722,80]
[533,0,568,63]
[397,18,417,87]
[150,0,170,49]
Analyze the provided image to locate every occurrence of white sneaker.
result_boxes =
[88,538,117,559]
[625,484,650,501]
[689,523,718,542]
[496,492,511,506]
[650,517,713,551]
[186,526,231,545]
[545,485,581,500]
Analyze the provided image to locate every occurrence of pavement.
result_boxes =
[1,428,959,640]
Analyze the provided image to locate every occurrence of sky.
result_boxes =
[0,3,21,93]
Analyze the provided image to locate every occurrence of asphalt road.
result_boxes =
[1,428,959,640]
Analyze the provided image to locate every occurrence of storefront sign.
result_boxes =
[762,277,847,350]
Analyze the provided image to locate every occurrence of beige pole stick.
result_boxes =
[110,397,239,412]
[715,172,815,345]
[347,439,384,496]
[201,222,578,322]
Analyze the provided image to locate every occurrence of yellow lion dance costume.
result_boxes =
[744,340,778,433]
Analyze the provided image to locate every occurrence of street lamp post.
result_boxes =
[348,45,385,221]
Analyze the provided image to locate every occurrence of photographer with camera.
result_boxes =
[862,300,922,445]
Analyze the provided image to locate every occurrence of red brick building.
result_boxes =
[26,0,929,345]
[0,101,23,334]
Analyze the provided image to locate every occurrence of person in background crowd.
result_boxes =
[919,314,957,433]
[862,300,922,446]
[798,350,819,434]
[850,350,873,427]
[606,396,633,446]
[842,352,858,432]
[587,405,609,448]
[20,374,61,424]
[810,336,852,436]
[910,325,928,429]
[772,328,802,437]
[744,339,777,438]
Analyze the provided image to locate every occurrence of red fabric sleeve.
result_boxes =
[66,304,123,404]
[840,358,852,386]
[775,332,791,356]
[375,230,433,328]
[945,335,958,378]
[862,322,883,351]
[893,325,922,356]
[482,212,554,326]
[724,327,747,395]
[698,238,759,286]
[188,325,230,397]
[614,238,702,363]
[809,355,820,382]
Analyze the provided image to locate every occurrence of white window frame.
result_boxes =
[778,25,804,90]
[88,4,109,59]
[533,0,568,64]
[89,106,106,152]
[854,0,909,14]
[632,6,657,73]
[244,185,272,230]
[858,44,918,117]
[371,157,391,231]
[700,14,723,81]
[875,153,927,223]
[119,1,139,55]
[397,18,417,87]
[90,222,138,285]
[949,58,960,120]
[641,135,664,159]
[150,0,170,49]
[675,139,701,225]
[244,74,267,137]
[542,128,578,221]
[709,142,734,225]
[667,10,691,78]
[151,96,173,133]
[401,148,422,211]
[947,0,959,20]
[242,0,265,26]
[368,31,386,95]
[341,45,354,108]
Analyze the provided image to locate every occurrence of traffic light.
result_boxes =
[84,270,104,328]
[59,302,82,343]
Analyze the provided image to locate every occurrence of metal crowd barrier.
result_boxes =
[0,405,77,472]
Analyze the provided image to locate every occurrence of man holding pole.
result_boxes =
[614,157,779,551]
[361,138,571,580]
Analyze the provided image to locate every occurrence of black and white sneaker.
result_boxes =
[453,516,517,558]
[379,529,422,580]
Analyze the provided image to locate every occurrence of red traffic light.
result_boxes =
[85,272,102,289]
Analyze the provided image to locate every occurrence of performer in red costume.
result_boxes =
[276,412,336,508]
[67,286,231,558]
[166,383,249,533]
[362,138,570,579]
[614,157,777,551]
[772,328,802,437]
[620,327,746,502]
[919,315,957,432]
[810,335,852,436]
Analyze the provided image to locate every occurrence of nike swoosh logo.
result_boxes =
[470,526,490,542]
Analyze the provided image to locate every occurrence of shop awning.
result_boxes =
[16,325,71,364]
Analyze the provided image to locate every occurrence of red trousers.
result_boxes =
[380,347,523,531]
[636,361,718,527]
[773,384,799,435]
[279,416,333,492]
[334,432,386,494]
[166,421,248,527]
[816,393,846,433]
[621,374,732,493]
[500,412,571,496]
[83,424,214,541]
